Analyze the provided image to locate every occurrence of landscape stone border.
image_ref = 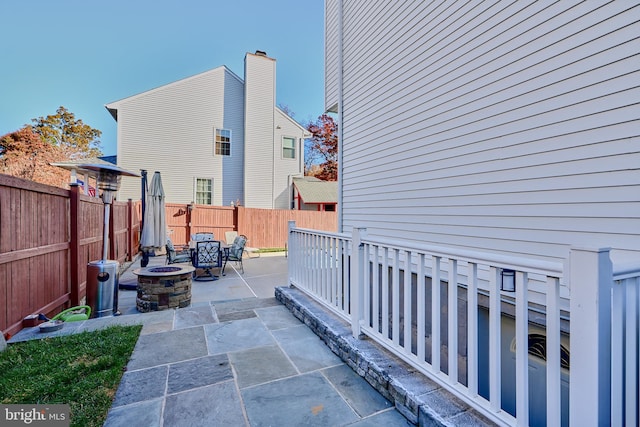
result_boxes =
[275,285,496,427]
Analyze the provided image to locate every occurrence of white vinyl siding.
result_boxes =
[274,109,306,209]
[244,53,276,209]
[336,0,640,265]
[325,0,340,112]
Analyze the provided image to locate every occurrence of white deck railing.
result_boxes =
[611,265,640,427]
[288,222,640,426]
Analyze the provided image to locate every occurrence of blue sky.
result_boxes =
[0,0,325,156]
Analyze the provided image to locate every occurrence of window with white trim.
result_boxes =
[215,128,231,156]
[195,178,212,205]
[282,136,296,159]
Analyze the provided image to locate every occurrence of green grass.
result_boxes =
[0,325,142,427]
[255,247,286,253]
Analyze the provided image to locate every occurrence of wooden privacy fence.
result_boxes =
[1,173,336,337]
[165,204,337,248]
[0,174,140,337]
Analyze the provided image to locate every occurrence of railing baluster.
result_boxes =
[625,279,638,427]
[467,262,478,397]
[448,258,458,384]
[432,256,441,372]
[489,266,501,412]
[373,245,380,334]
[546,275,562,427]
[364,243,371,328]
[515,271,529,426]
[404,250,412,355]
[336,238,343,310]
[417,253,426,362]
[382,247,389,341]
[344,240,351,315]
[392,248,400,346]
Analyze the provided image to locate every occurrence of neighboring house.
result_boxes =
[326,1,639,267]
[292,176,337,211]
[105,51,309,209]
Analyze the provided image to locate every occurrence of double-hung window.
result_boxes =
[282,136,296,159]
[215,128,231,156]
[195,178,212,205]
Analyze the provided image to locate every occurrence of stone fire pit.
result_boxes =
[133,265,195,312]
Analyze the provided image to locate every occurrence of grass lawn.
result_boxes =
[0,325,141,427]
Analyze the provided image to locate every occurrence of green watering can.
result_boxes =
[50,305,91,322]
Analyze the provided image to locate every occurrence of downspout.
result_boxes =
[337,0,344,233]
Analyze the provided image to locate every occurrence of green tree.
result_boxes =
[31,106,102,158]
[305,114,338,181]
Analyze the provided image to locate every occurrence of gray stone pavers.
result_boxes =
[164,381,246,427]
[350,409,416,426]
[173,305,217,329]
[217,309,257,322]
[242,371,360,427]
[104,399,163,427]
[228,344,298,388]
[204,317,275,355]
[112,366,168,407]
[167,354,233,394]
[127,326,208,370]
[322,364,393,417]
[271,323,342,372]
[255,305,303,330]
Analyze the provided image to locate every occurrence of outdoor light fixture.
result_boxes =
[501,268,516,292]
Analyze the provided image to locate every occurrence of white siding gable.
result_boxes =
[108,66,244,205]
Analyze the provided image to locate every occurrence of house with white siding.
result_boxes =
[105,51,309,209]
[285,2,640,426]
[326,0,639,267]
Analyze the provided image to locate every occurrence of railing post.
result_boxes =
[288,221,296,286]
[569,247,612,426]
[69,184,81,306]
[350,227,367,337]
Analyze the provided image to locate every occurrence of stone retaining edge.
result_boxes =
[275,286,497,427]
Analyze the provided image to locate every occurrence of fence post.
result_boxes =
[350,227,367,337]
[108,201,116,260]
[69,184,81,306]
[569,247,612,426]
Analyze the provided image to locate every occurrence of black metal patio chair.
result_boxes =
[192,240,222,281]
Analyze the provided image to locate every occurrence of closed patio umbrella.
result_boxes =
[140,171,167,260]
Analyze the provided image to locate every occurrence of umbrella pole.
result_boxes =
[140,169,149,267]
